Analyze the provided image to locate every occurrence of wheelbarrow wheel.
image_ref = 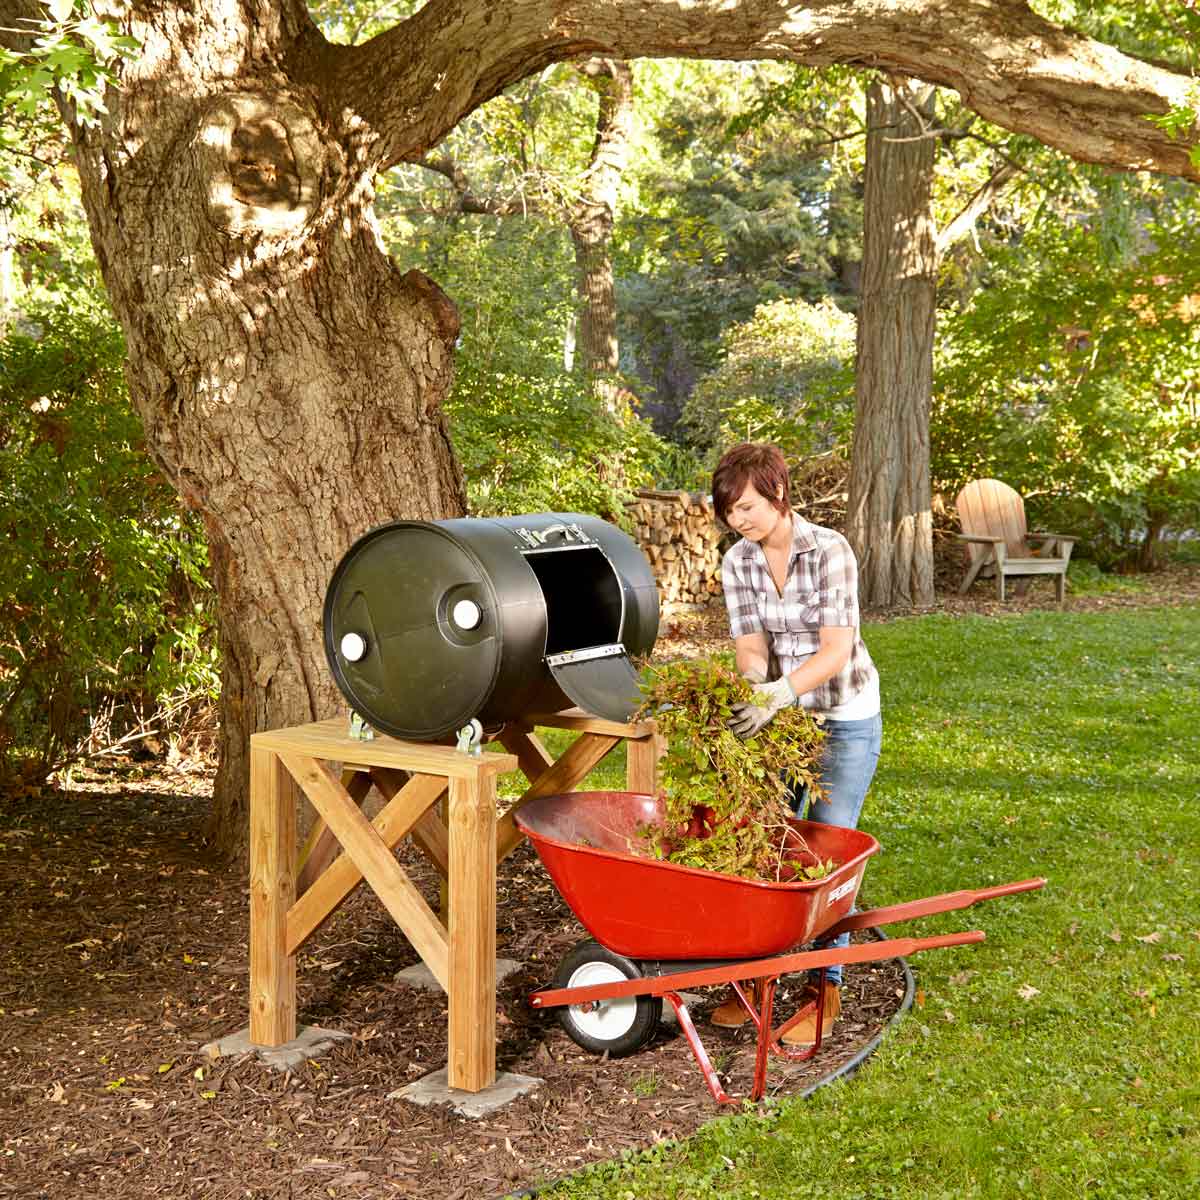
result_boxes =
[553,940,662,1058]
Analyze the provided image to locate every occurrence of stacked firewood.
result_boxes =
[626,489,724,608]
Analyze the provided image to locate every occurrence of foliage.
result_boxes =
[386,216,674,516]
[680,296,856,463]
[0,304,216,780]
[448,358,671,519]
[0,1,139,132]
[546,605,1200,1200]
[635,657,832,881]
[933,186,1200,570]
[614,61,866,427]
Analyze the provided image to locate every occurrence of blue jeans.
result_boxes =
[791,713,882,986]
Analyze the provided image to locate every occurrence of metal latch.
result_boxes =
[545,643,626,668]
[515,522,589,548]
[348,710,375,740]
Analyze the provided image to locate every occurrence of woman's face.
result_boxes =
[726,481,786,542]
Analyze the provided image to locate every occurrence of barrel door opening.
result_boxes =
[323,513,660,740]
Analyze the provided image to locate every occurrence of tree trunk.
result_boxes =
[847,77,938,610]
[64,7,467,856]
[568,59,634,420]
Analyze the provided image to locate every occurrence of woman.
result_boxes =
[709,442,882,1046]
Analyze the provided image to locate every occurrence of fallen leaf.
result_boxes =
[47,1082,66,1104]
[1135,932,1162,944]
[131,1097,153,1110]
[949,970,973,987]
[1018,984,1040,1001]
[943,1009,955,1023]
[1108,929,1122,943]
[1163,953,1184,963]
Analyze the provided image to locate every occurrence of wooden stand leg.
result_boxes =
[447,773,496,1092]
[250,746,297,1046]
[626,730,663,795]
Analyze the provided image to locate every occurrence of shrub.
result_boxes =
[0,305,216,780]
[680,296,856,463]
[933,204,1200,570]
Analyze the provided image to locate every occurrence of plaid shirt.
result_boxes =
[722,514,879,715]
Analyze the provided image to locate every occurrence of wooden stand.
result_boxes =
[248,710,661,1093]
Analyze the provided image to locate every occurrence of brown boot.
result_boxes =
[710,981,759,1028]
[781,981,841,1046]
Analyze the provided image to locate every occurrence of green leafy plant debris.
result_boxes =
[634,657,835,882]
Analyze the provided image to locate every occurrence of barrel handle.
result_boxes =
[517,522,588,545]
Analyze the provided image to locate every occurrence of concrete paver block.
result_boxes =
[395,957,522,992]
[201,1024,351,1071]
[389,1068,542,1118]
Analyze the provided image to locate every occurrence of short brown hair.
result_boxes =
[712,443,791,524]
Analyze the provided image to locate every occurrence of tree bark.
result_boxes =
[568,58,634,418]
[847,78,939,610]
[59,3,466,854]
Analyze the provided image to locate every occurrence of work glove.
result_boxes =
[741,667,767,685]
[728,675,795,739]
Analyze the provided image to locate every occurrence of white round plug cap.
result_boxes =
[451,599,482,630]
[340,632,367,662]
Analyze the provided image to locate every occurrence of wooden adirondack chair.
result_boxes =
[955,479,1077,603]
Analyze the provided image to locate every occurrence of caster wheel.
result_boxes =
[553,939,662,1058]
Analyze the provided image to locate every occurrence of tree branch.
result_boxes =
[334,0,1198,181]
[418,154,541,216]
[936,163,1019,255]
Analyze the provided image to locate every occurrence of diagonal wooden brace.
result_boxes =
[279,752,450,988]
[494,732,621,862]
[370,766,449,878]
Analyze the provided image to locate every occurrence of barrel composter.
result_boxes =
[323,512,660,739]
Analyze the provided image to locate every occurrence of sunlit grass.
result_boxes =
[528,605,1200,1200]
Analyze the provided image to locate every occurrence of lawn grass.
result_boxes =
[530,606,1200,1199]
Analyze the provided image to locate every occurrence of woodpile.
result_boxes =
[626,489,725,609]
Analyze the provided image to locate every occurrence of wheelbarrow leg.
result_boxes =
[750,976,778,1100]
[664,992,735,1105]
[667,974,815,1104]
[769,966,828,1063]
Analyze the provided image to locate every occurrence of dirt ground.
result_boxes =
[0,767,904,1200]
[3,564,1196,1200]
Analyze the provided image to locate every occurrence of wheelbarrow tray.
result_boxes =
[515,791,880,959]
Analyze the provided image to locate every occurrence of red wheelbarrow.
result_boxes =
[516,791,1044,1103]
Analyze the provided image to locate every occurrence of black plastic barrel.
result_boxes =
[323,513,659,740]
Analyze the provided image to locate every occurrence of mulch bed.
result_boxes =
[1,764,905,1200]
[5,565,1196,1200]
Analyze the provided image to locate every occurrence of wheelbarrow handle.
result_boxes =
[529,930,986,1009]
[824,877,1047,938]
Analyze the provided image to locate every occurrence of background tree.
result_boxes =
[847,78,1019,610]
[2,0,1197,853]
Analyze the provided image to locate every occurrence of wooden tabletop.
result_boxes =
[251,718,519,779]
